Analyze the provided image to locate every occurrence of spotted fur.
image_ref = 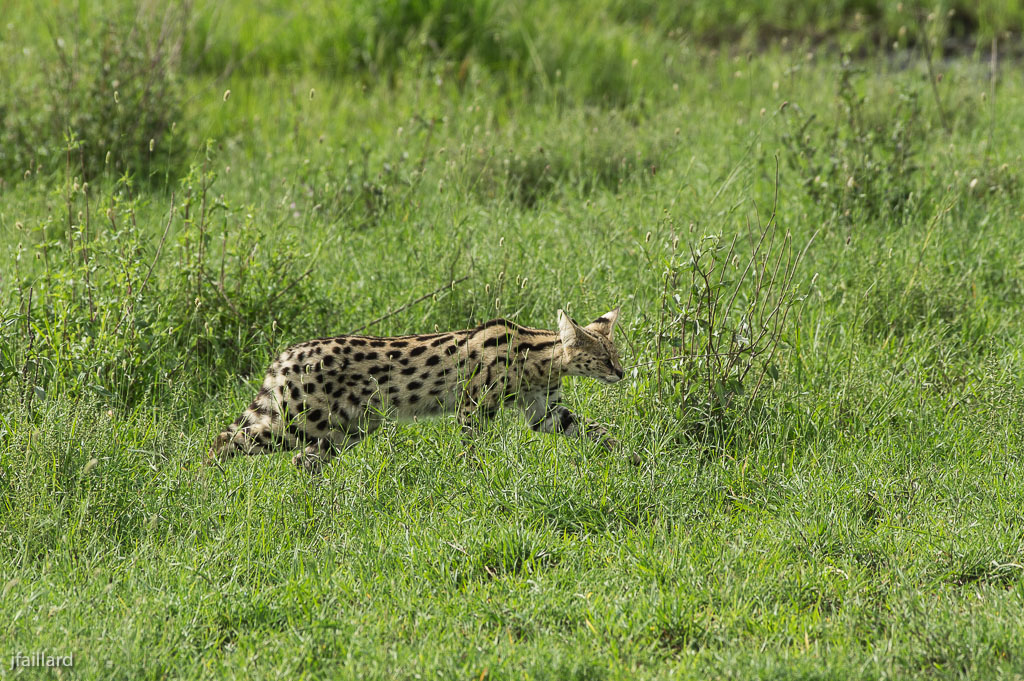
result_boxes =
[209,308,625,473]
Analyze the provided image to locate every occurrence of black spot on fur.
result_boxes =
[482,333,513,348]
[332,346,343,355]
[368,365,385,376]
[386,351,403,361]
[430,336,452,347]
[354,352,365,362]
[322,355,335,368]
[308,409,323,422]
[286,424,306,442]
[369,340,386,348]
[408,380,423,390]
[317,419,330,432]
[290,386,301,400]
[400,366,417,376]
[408,394,421,404]
[391,340,409,348]
[425,355,441,366]
[349,338,367,347]
[517,339,557,353]
[378,373,391,384]
[410,346,427,357]
[332,386,345,398]
[364,352,378,361]
[444,345,458,355]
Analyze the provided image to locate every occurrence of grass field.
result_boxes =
[2,1,1024,678]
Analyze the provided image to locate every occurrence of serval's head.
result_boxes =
[557,308,624,384]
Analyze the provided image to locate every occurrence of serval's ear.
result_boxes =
[557,309,579,348]
[587,307,620,341]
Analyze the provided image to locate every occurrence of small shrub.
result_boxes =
[347,0,506,75]
[2,156,334,410]
[467,112,664,208]
[0,5,188,183]
[780,60,925,230]
[643,171,811,436]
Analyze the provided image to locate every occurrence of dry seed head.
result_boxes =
[2,578,19,598]
[105,151,111,165]
[309,88,315,100]
[83,458,99,475]
[149,139,155,152]
[223,89,231,101]
[114,90,119,103]
[645,231,652,242]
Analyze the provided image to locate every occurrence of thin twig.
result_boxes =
[114,192,174,333]
[349,276,470,335]
[266,262,316,306]
[916,11,950,134]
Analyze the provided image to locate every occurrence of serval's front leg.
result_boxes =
[521,391,625,456]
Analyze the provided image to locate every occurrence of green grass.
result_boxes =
[2,1,1024,679]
